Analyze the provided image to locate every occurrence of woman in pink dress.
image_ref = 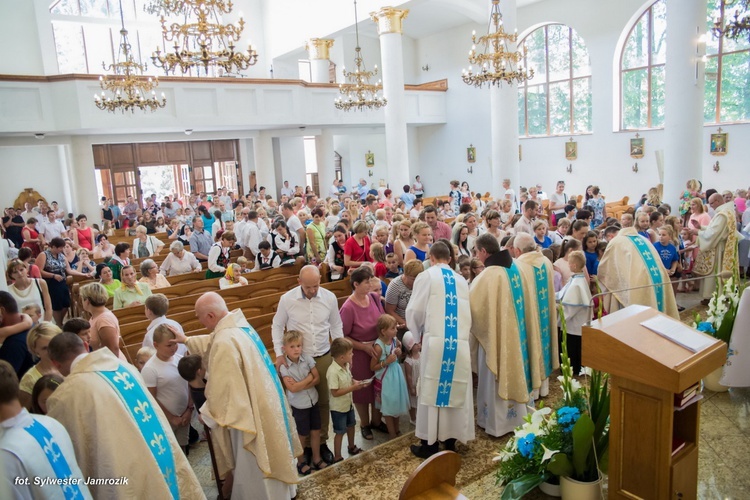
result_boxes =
[340,266,387,440]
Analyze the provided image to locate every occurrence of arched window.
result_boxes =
[620,0,666,130]
[517,24,592,136]
[704,0,750,123]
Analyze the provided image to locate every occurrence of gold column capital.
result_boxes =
[305,38,334,60]
[370,7,409,35]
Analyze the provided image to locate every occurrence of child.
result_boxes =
[21,304,41,326]
[370,315,410,439]
[62,317,91,345]
[384,252,400,279]
[135,346,156,372]
[370,242,388,279]
[469,257,484,282]
[19,322,61,410]
[76,248,96,275]
[327,338,367,462]
[458,255,471,282]
[653,227,681,294]
[141,324,193,452]
[236,256,251,273]
[401,331,420,424]
[374,226,393,255]
[279,330,327,474]
[177,354,207,412]
[31,373,63,414]
[680,227,697,291]
[253,240,281,270]
[533,220,553,249]
[582,231,599,278]
[556,250,591,376]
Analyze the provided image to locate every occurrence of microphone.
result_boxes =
[587,270,732,309]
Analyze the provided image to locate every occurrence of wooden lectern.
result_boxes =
[582,305,727,500]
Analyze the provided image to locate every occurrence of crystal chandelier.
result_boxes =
[152,0,258,75]
[94,2,166,113]
[335,0,387,111]
[711,1,750,43]
[462,0,533,88]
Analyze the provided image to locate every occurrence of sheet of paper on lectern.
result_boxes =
[640,315,715,353]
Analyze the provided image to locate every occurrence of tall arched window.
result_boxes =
[620,0,666,130]
[517,24,592,136]
[704,0,750,123]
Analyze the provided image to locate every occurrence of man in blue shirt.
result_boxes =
[188,216,213,261]
[400,185,415,211]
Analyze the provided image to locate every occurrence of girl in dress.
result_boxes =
[583,231,600,279]
[370,315,410,439]
[370,242,388,279]
[392,220,413,266]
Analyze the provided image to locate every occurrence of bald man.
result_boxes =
[187,293,301,499]
[271,265,343,465]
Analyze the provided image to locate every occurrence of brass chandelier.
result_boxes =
[711,1,750,43]
[335,0,387,111]
[462,0,533,88]
[152,0,258,75]
[94,2,166,113]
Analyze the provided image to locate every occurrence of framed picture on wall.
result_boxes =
[565,140,577,161]
[710,133,727,156]
[467,145,476,163]
[365,151,375,167]
[630,137,644,158]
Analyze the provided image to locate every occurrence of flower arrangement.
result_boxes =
[495,308,610,499]
[693,276,744,344]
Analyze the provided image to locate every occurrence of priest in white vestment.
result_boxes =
[185,293,302,499]
[46,333,204,500]
[405,241,474,458]
[471,234,535,437]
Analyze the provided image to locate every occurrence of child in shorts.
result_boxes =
[327,338,368,462]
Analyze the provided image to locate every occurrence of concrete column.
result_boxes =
[489,0,520,196]
[316,130,336,198]
[68,136,100,218]
[306,38,334,84]
[663,0,705,206]
[371,7,410,191]
[253,132,277,199]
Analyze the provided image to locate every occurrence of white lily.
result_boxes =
[570,378,582,392]
[541,443,559,462]
[493,449,515,462]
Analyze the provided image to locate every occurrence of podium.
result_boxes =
[582,305,727,500]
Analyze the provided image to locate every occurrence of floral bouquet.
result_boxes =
[694,276,744,344]
[496,308,610,499]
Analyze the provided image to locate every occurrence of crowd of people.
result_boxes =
[0,174,747,499]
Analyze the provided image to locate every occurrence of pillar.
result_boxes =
[371,7,410,191]
[253,131,277,199]
[306,38,334,84]
[68,136,100,218]
[489,0,520,197]
[663,0,705,206]
[316,129,336,198]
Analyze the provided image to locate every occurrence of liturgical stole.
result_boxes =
[506,263,533,394]
[533,264,553,377]
[627,235,665,313]
[22,419,85,499]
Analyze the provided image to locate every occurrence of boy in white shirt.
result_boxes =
[141,324,193,452]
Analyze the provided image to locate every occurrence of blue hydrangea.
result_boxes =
[557,406,581,430]
[517,433,537,458]
[696,322,716,334]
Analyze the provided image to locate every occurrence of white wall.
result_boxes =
[277,137,307,189]
[0,145,67,209]
[334,132,388,191]
[0,0,44,75]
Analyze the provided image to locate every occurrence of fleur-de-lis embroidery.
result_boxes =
[539,287,548,300]
[649,265,660,275]
[516,296,523,307]
[446,292,457,306]
[644,252,653,261]
[444,274,455,285]
[134,399,152,423]
[439,381,452,394]
[536,267,545,280]
[541,306,549,318]
[444,337,458,351]
[163,467,174,488]
[42,437,61,462]
[62,483,81,499]
[511,274,521,289]
[445,314,458,328]
[150,433,167,455]
[113,370,134,390]
[442,359,455,372]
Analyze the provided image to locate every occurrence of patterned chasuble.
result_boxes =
[23,420,85,499]
[627,235,665,313]
[240,327,296,453]
[98,366,180,500]
[436,268,459,407]
[534,264,553,377]
[506,263,532,394]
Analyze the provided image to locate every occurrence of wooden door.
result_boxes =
[111,169,140,205]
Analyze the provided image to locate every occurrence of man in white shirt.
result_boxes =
[217,187,232,208]
[328,181,340,199]
[280,181,294,199]
[514,200,537,235]
[20,203,36,223]
[39,211,67,241]
[281,202,306,249]
[49,201,66,219]
[271,265,343,464]
[536,184,549,201]
[244,210,263,259]
[234,209,250,250]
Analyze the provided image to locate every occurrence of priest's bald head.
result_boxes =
[708,192,724,210]
[195,292,230,331]
[49,332,88,376]
[513,233,538,257]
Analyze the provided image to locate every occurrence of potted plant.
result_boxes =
[496,310,610,499]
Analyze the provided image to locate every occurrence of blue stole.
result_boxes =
[534,264,553,377]
[98,366,180,500]
[435,268,459,407]
[506,263,532,394]
[23,419,84,500]
[240,327,296,453]
[627,235,665,312]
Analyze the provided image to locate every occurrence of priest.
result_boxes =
[406,241,474,458]
[185,292,301,499]
[598,226,679,319]
[470,234,534,437]
[46,333,204,500]
[514,233,559,399]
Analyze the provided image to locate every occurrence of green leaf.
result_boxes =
[572,414,595,477]
[598,449,609,474]
[500,474,547,500]
[546,453,574,477]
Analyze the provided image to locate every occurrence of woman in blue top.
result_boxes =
[404,222,431,263]
[585,186,607,229]
[583,231,600,277]
[198,205,215,236]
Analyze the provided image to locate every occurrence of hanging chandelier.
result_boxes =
[462,0,533,88]
[94,2,166,113]
[335,0,387,111]
[711,1,750,43]
[151,0,258,76]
